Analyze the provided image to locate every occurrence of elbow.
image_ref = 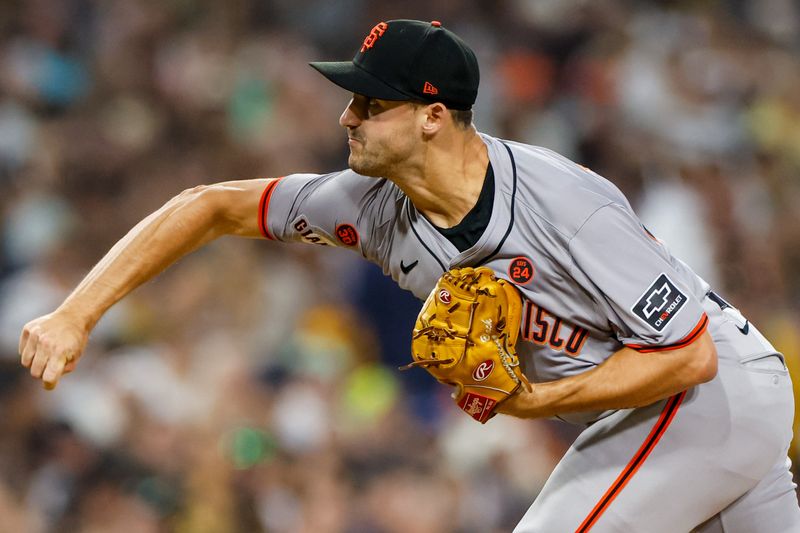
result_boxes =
[694,346,718,384]
[686,332,718,385]
[162,184,232,239]
[177,184,218,207]
[176,184,228,220]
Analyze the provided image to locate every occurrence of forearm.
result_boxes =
[499,334,717,418]
[58,186,230,330]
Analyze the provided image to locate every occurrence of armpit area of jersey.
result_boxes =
[434,163,494,252]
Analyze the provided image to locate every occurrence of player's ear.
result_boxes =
[420,102,447,136]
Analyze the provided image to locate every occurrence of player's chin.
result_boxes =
[348,155,382,177]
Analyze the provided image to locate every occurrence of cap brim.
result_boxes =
[309,61,411,101]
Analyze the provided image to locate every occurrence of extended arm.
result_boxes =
[19,179,273,389]
[498,331,718,418]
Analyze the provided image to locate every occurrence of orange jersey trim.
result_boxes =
[258,178,283,240]
[575,391,686,532]
[626,314,709,354]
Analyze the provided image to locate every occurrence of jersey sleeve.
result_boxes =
[568,203,708,352]
[257,171,399,257]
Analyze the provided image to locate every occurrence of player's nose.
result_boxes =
[339,98,362,128]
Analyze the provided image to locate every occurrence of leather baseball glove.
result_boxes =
[400,267,532,423]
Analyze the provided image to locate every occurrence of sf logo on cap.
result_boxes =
[361,22,388,52]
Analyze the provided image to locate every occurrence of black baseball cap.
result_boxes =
[309,19,479,110]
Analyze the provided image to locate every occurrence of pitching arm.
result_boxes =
[19,179,273,389]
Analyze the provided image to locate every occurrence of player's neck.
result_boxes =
[393,128,489,228]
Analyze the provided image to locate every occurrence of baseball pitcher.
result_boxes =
[19,19,800,532]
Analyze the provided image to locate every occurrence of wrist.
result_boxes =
[55,300,99,334]
[497,386,540,418]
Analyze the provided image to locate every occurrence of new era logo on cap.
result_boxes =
[423,82,439,95]
[309,19,480,110]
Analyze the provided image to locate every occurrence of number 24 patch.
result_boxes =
[509,256,534,284]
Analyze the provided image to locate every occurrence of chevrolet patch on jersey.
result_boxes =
[632,274,687,332]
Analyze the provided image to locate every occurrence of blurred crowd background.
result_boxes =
[1,0,799,531]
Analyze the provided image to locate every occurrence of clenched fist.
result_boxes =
[19,312,89,390]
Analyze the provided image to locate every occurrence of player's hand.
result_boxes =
[19,311,90,390]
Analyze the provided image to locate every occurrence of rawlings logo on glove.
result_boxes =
[400,267,532,423]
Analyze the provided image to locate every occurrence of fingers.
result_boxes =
[30,347,72,390]
[42,353,69,390]
[20,330,38,369]
[18,327,29,358]
[28,340,51,379]
[19,323,73,389]
[19,314,87,390]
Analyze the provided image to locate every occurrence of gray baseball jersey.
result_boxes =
[258,133,800,531]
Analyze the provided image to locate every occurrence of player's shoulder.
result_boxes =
[282,168,403,222]
[285,169,401,200]
[285,168,387,189]
[485,135,632,239]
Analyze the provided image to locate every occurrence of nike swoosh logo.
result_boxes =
[400,260,419,275]
[738,321,749,335]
